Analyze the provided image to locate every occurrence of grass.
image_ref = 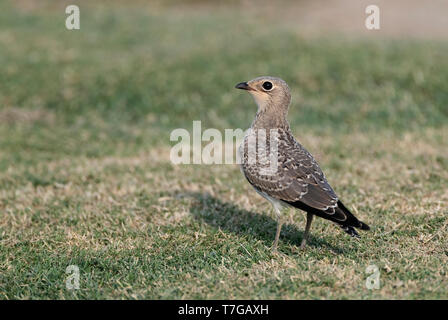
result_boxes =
[0,0,447,299]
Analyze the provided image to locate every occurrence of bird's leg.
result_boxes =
[271,207,283,252]
[300,212,314,249]
[272,218,283,252]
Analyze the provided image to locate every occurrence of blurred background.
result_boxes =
[0,0,447,299]
[1,0,447,165]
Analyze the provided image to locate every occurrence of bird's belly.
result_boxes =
[252,187,289,216]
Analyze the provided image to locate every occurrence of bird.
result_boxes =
[235,76,370,251]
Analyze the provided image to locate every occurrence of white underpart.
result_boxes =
[253,188,287,218]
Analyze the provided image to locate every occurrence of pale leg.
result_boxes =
[272,218,283,252]
[271,206,283,252]
[300,212,314,249]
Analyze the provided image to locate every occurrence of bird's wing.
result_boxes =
[240,129,340,215]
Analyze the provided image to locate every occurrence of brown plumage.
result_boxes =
[236,76,370,251]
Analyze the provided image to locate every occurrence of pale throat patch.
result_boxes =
[250,91,270,111]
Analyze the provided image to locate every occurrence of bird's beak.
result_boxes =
[235,82,251,90]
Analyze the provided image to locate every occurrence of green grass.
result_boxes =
[0,0,447,299]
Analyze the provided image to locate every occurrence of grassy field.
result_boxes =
[0,0,447,299]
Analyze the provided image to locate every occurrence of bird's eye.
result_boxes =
[262,81,273,91]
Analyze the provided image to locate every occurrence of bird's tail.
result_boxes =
[336,201,370,238]
[340,225,361,238]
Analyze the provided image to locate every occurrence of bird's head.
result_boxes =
[235,76,291,113]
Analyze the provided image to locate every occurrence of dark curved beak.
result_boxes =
[235,82,250,90]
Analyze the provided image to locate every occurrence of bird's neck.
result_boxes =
[251,108,290,131]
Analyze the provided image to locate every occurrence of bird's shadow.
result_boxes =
[173,191,344,255]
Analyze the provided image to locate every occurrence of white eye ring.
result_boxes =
[262,81,273,91]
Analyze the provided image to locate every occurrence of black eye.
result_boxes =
[262,81,273,91]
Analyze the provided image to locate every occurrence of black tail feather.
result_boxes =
[340,225,360,238]
[284,199,370,237]
[337,200,370,231]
